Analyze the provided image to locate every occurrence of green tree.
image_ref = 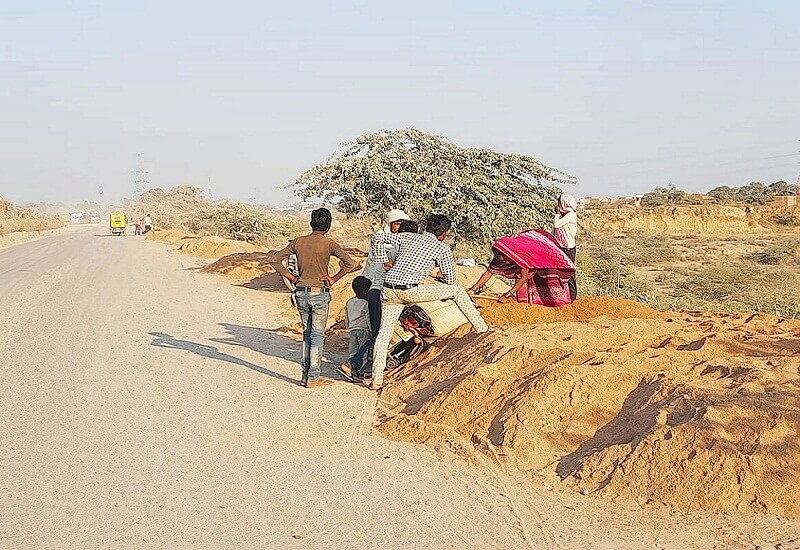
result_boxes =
[735,182,773,205]
[641,184,698,207]
[708,185,737,202]
[293,128,575,244]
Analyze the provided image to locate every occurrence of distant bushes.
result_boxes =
[131,186,297,248]
[748,242,798,265]
[641,185,700,207]
[0,203,65,236]
[709,181,799,205]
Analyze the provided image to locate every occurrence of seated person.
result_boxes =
[468,229,575,307]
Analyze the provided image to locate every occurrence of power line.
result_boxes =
[134,154,149,198]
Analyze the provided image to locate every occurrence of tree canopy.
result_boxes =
[640,185,700,207]
[294,128,575,244]
[709,181,800,205]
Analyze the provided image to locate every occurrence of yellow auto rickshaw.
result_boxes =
[110,212,127,236]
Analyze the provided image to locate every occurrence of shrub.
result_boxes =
[748,242,798,265]
[577,252,653,301]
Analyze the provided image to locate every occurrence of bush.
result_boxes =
[748,242,798,265]
[577,252,653,301]
[775,215,800,227]
[674,265,758,302]
[0,205,65,236]
[132,186,298,248]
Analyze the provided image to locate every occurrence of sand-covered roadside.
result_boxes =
[147,228,800,525]
[0,224,77,250]
[379,299,799,518]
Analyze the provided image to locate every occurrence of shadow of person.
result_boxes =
[148,331,301,386]
[212,323,348,381]
[239,271,291,292]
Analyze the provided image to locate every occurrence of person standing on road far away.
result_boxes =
[143,214,153,234]
[552,194,578,301]
[369,214,489,391]
[134,217,143,236]
[344,276,372,373]
[269,208,357,388]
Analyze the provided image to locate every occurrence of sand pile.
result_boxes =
[177,236,259,258]
[477,296,667,325]
[378,305,800,517]
[145,229,198,245]
[201,251,279,280]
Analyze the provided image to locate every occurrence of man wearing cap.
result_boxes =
[340,208,410,381]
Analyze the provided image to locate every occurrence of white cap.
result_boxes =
[385,209,411,223]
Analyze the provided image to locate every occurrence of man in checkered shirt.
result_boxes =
[369,213,488,390]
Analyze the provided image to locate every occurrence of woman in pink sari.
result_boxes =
[468,229,575,306]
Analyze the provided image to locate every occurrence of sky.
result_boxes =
[1,0,798,206]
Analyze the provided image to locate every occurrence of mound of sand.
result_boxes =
[201,251,280,280]
[477,296,667,325]
[378,305,800,517]
[145,229,198,245]
[177,236,260,258]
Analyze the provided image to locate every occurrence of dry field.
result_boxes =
[0,206,65,236]
[578,231,800,318]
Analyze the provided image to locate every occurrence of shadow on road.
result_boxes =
[211,323,347,381]
[148,331,301,386]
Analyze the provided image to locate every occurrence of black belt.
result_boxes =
[295,286,330,293]
[383,282,419,290]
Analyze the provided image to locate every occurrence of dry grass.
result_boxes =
[578,231,800,318]
[0,206,65,236]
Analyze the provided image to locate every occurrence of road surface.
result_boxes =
[1,228,794,548]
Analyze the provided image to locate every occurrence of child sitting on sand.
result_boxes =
[345,276,372,372]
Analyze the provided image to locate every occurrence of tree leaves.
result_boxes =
[294,128,575,244]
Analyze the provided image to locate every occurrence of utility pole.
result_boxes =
[134,154,150,198]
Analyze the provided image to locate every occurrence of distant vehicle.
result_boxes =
[69,212,83,224]
[90,212,101,224]
[109,212,127,236]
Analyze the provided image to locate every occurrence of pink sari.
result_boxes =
[490,229,576,306]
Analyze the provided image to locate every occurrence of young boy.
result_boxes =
[345,276,372,370]
[269,208,357,388]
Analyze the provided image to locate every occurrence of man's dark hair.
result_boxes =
[424,214,451,237]
[352,275,371,294]
[310,208,332,232]
[397,220,418,233]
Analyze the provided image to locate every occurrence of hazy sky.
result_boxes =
[2,1,798,205]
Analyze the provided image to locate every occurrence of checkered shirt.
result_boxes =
[371,231,456,286]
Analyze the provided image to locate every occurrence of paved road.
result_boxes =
[0,228,536,548]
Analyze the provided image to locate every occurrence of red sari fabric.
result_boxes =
[490,229,576,307]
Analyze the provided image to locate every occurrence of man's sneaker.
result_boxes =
[306,377,334,388]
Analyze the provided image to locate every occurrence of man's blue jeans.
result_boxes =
[294,290,331,381]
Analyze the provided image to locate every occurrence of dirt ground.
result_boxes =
[105,229,800,548]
